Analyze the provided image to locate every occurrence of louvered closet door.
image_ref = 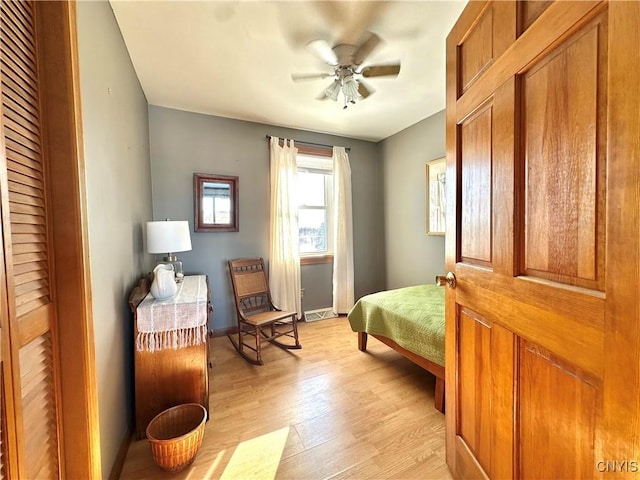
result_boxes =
[0,0,60,478]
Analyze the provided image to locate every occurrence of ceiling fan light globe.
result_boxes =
[342,75,361,103]
[324,80,341,101]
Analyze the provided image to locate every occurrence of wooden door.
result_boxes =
[0,0,61,477]
[445,1,640,478]
[0,1,104,478]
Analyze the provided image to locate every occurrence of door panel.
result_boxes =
[457,309,492,473]
[458,2,516,95]
[521,13,606,290]
[459,5,493,93]
[460,104,493,266]
[445,2,638,479]
[519,341,598,479]
[456,308,515,479]
[517,0,552,34]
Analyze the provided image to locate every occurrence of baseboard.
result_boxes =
[211,326,239,338]
[108,425,133,480]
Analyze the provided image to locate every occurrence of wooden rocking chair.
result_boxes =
[227,258,301,365]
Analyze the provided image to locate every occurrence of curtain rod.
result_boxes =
[265,135,350,152]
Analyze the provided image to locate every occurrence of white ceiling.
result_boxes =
[109,1,467,142]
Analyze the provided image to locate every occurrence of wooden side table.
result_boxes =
[128,275,210,439]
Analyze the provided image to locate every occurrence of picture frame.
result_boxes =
[426,157,446,235]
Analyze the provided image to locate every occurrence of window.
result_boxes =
[202,182,231,224]
[297,153,333,258]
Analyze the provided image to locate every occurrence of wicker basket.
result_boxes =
[146,403,207,472]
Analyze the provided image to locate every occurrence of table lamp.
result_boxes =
[146,219,192,282]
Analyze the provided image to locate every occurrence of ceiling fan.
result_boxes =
[291,32,401,109]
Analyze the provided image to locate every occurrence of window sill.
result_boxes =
[300,255,334,266]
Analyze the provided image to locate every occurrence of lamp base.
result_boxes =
[162,255,184,283]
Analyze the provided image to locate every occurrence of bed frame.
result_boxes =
[358,331,445,413]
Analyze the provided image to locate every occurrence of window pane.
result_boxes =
[298,171,325,207]
[204,196,231,224]
[299,208,328,253]
[203,196,214,224]
[214,197,230,224]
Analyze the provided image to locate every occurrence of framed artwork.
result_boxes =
[426,157,446,235]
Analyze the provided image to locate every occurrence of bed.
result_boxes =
[347,284,445,413]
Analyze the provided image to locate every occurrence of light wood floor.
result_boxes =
[120,317,452,479]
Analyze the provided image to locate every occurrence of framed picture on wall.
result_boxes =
[426,157,446,235]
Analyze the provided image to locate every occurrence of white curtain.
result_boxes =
[269,137,302,318]
[332,146,354,314]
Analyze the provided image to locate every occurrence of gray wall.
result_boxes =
[381,110,445,289]
[301,262,332,311]
[76,2,153,478]
[149,106,385,330]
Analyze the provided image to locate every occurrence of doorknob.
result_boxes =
[436,272,457,289]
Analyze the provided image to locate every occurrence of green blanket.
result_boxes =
[347,285,445,367]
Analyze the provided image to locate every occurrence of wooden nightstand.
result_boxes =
[128,274,210,439]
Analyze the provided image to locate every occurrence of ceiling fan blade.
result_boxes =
[361,64,401,78]
[353,32,382,65]
[291,72,333,82]
[357,80,375,99]
[312,2,389,48]
[307,39,338,66]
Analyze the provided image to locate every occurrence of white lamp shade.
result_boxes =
[146,220,192,254]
